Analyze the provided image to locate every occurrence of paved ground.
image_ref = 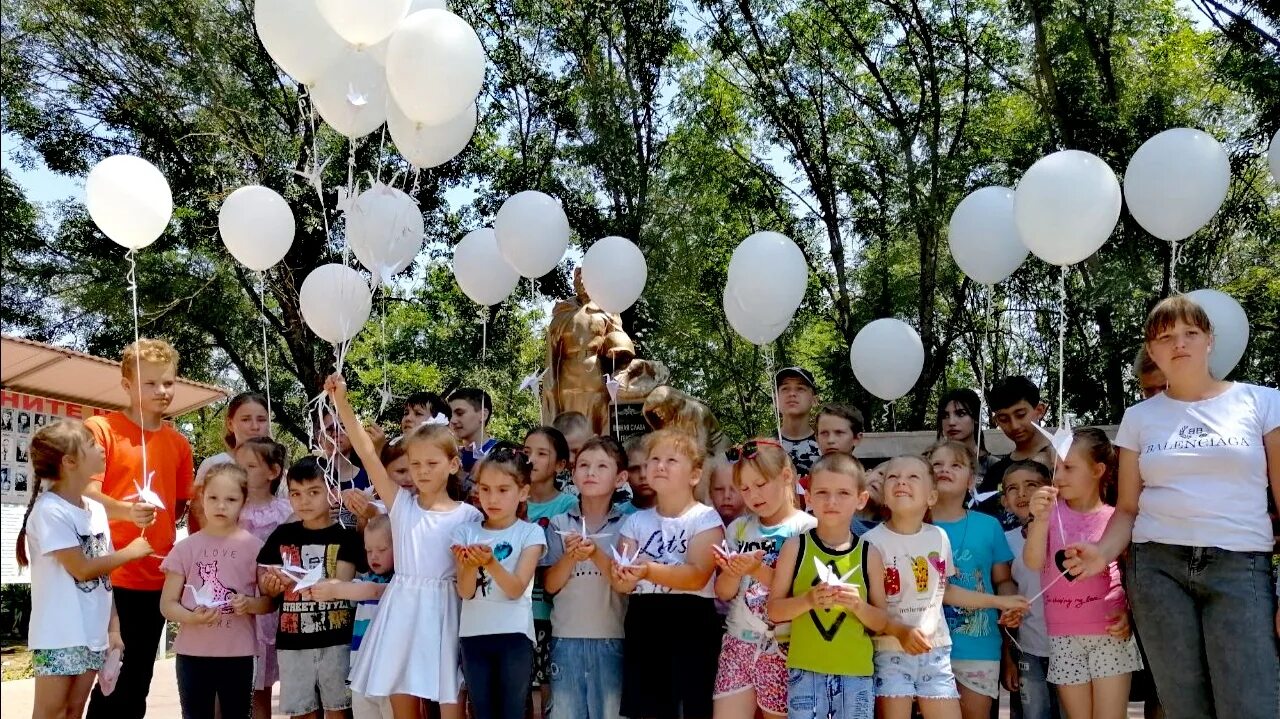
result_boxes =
[3,664,1149,717]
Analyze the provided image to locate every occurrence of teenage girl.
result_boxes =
[712,439,815,719]
[329,373,483,719]
[1025,428,1142,719]
[193,392,270,529]
[234,436,293,718]
[613,428,725,719]
[452,448,547,719]
[161,464,274,719]
[768,453,890,719]
[17,421,153,719]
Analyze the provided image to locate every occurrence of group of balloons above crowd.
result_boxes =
[77,0,1280,400]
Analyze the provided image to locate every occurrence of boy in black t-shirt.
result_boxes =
[259,458,364,719]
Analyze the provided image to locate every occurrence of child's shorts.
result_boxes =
[532,618,552,687]
[32,646,105,676]
[950,659,1000,698]
[873,646,960,699]
[1048,634,1143,686]
[712,635,788,715]
[787,669,874,719]
[278,645,352,715]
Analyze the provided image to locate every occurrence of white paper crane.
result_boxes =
[813,556,860,587]
[519,370,545,395]
[603,374,621,403]
[424,413,450,426]
[277,562,325,592]
[969,487,1001,508]
[611,544,642,567]
[184,582,229,609]
[1034,423,1075,461]
[710,540,738,560]
[555,516,608,539]
[291,155,332,201]
[128,471,164,509]
[346,83,368,107]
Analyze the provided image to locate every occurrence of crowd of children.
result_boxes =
[15,313,1280,719]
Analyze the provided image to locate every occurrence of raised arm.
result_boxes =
[51,536,153,583]
[324,373,398,512]
[644,526,724,592]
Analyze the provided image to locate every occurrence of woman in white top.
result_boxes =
[1068,295,1280,719]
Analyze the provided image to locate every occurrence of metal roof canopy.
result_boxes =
[1,334,228,417]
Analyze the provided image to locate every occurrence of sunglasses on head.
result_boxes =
[725,439,782,463]
[488,446,529,463]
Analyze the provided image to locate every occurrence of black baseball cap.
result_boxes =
[774,367,817,391]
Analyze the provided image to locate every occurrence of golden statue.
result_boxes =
[642,385,729,458]
[542,268,670,434]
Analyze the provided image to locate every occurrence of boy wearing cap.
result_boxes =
[774,367,822,479]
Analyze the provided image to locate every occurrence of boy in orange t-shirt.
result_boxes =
[85,338,195,719]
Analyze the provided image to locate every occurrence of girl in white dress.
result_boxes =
[326,374,482,719]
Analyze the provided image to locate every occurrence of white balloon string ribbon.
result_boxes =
[1056,266,1067,427]
[258,271,273,437]
[375,126,387,185]
[978,283,991,424]
[344,141,357,267]
[126,250,150,500]
[481,312,487,363]
[766,345,781,442]
[1169,239,1180,293]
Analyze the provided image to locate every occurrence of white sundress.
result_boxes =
[348,489,483,701]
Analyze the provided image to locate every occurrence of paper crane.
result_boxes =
[184,582,229,609]
[376,385,394,417]
[424,413,450,426]
[346,83,368,107]
[128,471,164,510]
[969,487,1001,508]
[277,562,325,592]
[519,370,545,395]
[710,540,738,560]
[335,186,358,215]
[361,486,388,515]
[290,154,332,200]
[603,374,621,403]
[1034,423,1075,461]
[611,544,643,567]
[813,556,860,587]
[555,515,609,539]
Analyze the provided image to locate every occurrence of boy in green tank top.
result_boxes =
[767,454,891,719]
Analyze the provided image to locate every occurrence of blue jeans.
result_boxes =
[460,633,534,719]
[1016,652,1059,719]
[1126,542,1279,719]
[548,638,623,719]
[787,669,874,719]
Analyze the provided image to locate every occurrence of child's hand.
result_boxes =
[807,584,837,611]
[1061,543,1106,579]
[323,373,347,401]
[342,489,375,520]
[123,535,155,560]
[833,584,863,612]
[365,423,386,449]
[189,605,221,625]
[727,550,764,578]
[260,568,294,596]
[995,594,1030,615]
[564,535,595,561]
[1002,657,1020,692]
[469,544,495,568]
[1028,486,1057,522]
[129,501,157,529]
[614,561,648,584]
[1106,610,1131,640]
[305,579,341,602]
[108,630,124,655]
[891,624,933,655]
[999,607,1025,628]
[229,593,253,616]
[450,544,467,565]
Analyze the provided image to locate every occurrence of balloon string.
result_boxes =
[300,86,331,250]
[380,300,390,416]
[258,271,272,437]
[766,345,781,442]
[978,283,991,425]
[126,250,150,490]
[1057,266,1067,427]
[375,126,387,185]
[481,313,487,362]
[344,141,356,267]
[1169,240,1180,293]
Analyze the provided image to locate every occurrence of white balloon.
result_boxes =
[299,264,373,344]
[494,191,570,278]
[723,286,790,346]
[1014,150,1121,266]
[410,0,447,10]
[581,236,647,313]
[386,97,476,169]
[453,228,519,306]
[345,183,424,284]
[254,0,347,85]
[385,10,485,125]
[850,318,924,401]
[1184,288,1250,379]
[316,0,409,47]
[1269,129,1280,186]
[948,186,1027,285]
[218,186,295,271]
[310,47,389,139]
[726,231,808,326]
[1124,129,1230,242]
[85,155,173,250]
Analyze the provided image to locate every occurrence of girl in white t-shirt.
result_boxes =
[451,445,547,719]
[1068,295,1280,718]
[612,429,725,719]
[712,438,815,719]
[15,420,155,718]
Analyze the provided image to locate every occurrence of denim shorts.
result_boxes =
[278,646,351,715]
[872,646,960,699]
[787,668,873,719]
[33,646,105,677]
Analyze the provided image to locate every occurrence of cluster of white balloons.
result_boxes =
[255,0,482,169]
[723,232,809,346]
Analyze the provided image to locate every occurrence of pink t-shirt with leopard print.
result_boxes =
[161,528,264,657]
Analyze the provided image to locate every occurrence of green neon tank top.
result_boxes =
[786,530,875,676]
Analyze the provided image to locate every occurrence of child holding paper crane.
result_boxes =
[711,438,815,719]
[1024,428,1142,719]
[766,453,889,719]
[864,455,1027,719]
[160,464,274,719]
[612,429,725,719]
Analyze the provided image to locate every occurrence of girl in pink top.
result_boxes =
[1024,428,1142,719]
[161,464,274,719]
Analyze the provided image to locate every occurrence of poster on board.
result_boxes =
[0,391,110,505]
